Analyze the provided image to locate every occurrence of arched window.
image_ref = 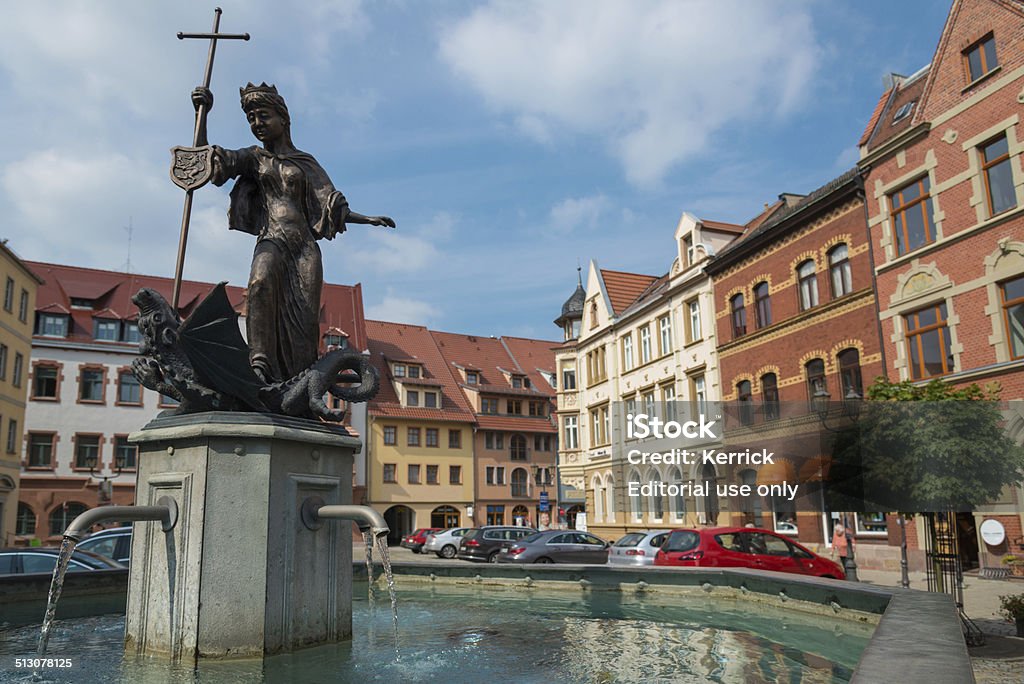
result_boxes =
[511,468,529,497]
[648,468,664,520]
[630,469,644,521]
[838,348,863,400]
[730,294,746,338]
[670,467,686,521]
[805,359,826,402]
[511,505,530,525]
[603,473,616,522]
[49,502,88,538]
[16,503,36,536]
[737,380,753,425]
[592,476,605,523]
[797,260,818,310]
[754,282,772,328]
[761,373,779,420]
[431,505,460,528]
[510,434,527,461]
[829,244,852,297]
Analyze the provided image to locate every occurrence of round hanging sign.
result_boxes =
[980,519,1005,546]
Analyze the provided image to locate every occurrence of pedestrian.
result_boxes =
[832,522,853,566]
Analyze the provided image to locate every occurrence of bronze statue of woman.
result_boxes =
[192,84,394,383]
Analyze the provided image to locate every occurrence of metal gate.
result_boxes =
[924,512,984,646]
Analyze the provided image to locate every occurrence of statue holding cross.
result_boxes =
[132,8,386,421]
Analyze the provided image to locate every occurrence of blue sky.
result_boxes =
[0,1,951,341]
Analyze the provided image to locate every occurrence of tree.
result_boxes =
[826,378,1024,513]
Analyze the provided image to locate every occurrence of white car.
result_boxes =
[422,528,471,559]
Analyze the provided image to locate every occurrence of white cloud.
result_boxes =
[549,194,610,233]
[367,291,441,327]
[439,0,820,186]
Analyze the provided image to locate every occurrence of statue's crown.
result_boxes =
[240,82,278,99]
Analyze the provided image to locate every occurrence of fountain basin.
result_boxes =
[0,562,973,683]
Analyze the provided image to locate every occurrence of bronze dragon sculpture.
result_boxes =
[130,284,378,422]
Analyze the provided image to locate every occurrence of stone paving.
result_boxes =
[367,544,1024,681]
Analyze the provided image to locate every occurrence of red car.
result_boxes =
[400,528,442,553]
[653,527,845,579]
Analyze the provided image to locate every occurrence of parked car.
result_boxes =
[0,547,126,576]
[607,530,669,566]
[76,526,133,566]
[457,526,537,563]
[422,528,471,559]
[400,528,442,553]
[498,530,610,564]
[653,527,845,579]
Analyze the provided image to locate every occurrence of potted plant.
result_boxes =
[1002,554,1024,577]
[999,593,1024,637]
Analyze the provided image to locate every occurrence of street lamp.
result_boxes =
[85,451,127,503]
[812,387,862,581]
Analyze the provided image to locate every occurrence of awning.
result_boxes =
[757,459,796,486]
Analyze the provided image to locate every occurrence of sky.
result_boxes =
[0,1,953,341]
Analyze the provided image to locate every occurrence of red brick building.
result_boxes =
[705,171,895,562]
[858,0,1024,570]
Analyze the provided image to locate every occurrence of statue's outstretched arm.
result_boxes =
[347,211,395,228]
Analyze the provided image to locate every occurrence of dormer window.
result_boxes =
[94,319,119,342]
[123,322,141,343]
[393,364,406,378]
[892,101,914,123]
[424,391,438,408]
[683,235,695,266]
[324,333,347,348]
[408,365,421,379]
[406,390,419,407]
[466,371,479,385]
[512,376,523,389]
[70,297,94,309]
[36,313,69,338]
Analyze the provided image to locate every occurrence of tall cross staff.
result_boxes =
[169,8,249,311]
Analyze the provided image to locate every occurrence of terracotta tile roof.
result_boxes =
[430,330,521,388]
[863,69,928,152]
[395,376,444,387]
[475,415,557,433]
[600,269,659,316]
[618,273,671,320]
[26,261,367,356]
[858,87,894,146]
[366,320,476,423]
[499,336,559,393]
[461,384,550,398]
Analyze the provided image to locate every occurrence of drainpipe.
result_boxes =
[62,497,179,541]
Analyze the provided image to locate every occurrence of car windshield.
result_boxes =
[614,533,646,547]
[662,530,700,552]
[520,532,545,544]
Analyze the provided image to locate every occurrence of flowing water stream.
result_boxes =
[35,536,78,658]
[362,530,375,589]
[375,534,400,660]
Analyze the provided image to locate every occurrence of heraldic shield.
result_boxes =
[170,145,214,191]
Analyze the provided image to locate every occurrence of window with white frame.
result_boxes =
[639,326,652,364]
[659,315,672,355]
[687,300,701,342]
[621,334,634,371]
[563,415,578,449]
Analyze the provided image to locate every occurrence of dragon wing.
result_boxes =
[178,282,267,411]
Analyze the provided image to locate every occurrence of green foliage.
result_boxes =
[1001,554,1023,565]
[999,593,1024,620]
[826,377,1024,512]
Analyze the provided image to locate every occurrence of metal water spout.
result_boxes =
[300,496,388,538]
[62,497,179,541]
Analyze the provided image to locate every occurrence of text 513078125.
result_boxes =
[13,658,73,669]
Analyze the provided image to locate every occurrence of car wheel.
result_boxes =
[440,545,457,559]
[487,551,500,563]
[534,557,553,564]
[411,548,420,554]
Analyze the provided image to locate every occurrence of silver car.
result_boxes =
[607,530,669,566]
[422,527,471,559]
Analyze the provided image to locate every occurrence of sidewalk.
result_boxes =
[855,567,1024,683]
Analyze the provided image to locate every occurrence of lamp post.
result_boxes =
[85,451,127,503]
[813,387,862,581]
[534,466,553,529]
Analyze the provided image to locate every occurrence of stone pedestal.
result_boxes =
[125,412,359,662]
